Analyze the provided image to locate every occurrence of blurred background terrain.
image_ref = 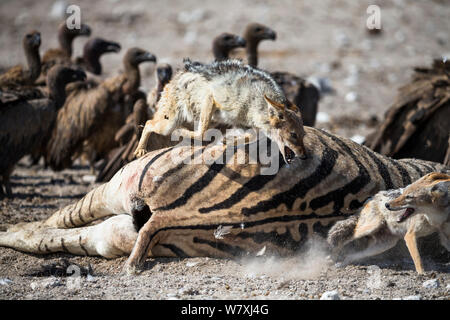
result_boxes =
[1,0,449,138]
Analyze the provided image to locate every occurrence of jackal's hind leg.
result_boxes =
[0,215,137,258]
[175,96,215,142]
[438,222,450,251]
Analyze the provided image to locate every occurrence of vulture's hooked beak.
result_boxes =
[234,36,247,48]
[105,41,121,53]
[73,69,87,81]
[264,29,277,41]
[140,52,157,63]
[158,68,172,83]
[32,33,41,47]
[80,24,92,36]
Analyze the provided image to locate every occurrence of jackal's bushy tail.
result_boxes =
[327,215,359,248]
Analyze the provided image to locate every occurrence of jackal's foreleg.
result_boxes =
[438,222,450,251]
[404,230,424,274]
[0,215,137,258]
[134,117,178,158]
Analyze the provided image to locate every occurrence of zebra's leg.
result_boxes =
[42,161,140,229]
[121,200,249,275]
[0,215,137,258]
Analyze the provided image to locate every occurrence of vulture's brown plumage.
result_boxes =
[365,59,450,165]
[27,38,121,166]
[0,66,86,196]
[0,30,41,88]
[97,64,174,182]
[41,22,91,76]
[243,23,320,127]
[95,99,149,182]
[445,137,450,167]
[44,48,156,171]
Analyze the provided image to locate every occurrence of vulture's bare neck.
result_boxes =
[58,31,74,58]
[47,78,67,108]
[24,45,41,84]
[246,40,259,68]
[213,44,229,61]
[123,62,141,94]
[83,51,102,75]
[156,77,169,102]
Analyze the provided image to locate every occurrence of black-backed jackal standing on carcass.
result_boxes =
[134,59,307,164]
[328,173,450,274]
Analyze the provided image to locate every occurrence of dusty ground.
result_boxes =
[0,0,449,300]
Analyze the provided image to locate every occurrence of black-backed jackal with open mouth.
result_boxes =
[134,59,307,164]
[328,172,450,274]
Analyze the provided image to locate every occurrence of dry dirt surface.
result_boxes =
[0,0,449,300]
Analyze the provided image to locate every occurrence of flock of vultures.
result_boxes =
[0,21,449,198]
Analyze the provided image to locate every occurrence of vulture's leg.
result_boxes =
[88,151,97,175]
[2,174,12,197]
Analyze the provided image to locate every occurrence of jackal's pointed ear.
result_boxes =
[287,100,300,112]
[264,94,285,112]
[430,181,450,207]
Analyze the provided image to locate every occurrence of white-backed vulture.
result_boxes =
[44,48,156,171]
[365,59,450,165]
[0,66,86,196]
[243,23,320,127]
[146,63,173,114]
[27,38,122,166]
[74,38,121,75]
[40,22,91,76]
[212,33,246,61]
[95,99,149,182]
[0,30,41,88]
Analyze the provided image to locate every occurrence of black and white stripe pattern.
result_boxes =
[9,127,447,259]
[133,127,448,257]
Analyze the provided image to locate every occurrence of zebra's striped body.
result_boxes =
[1,127,448,272]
